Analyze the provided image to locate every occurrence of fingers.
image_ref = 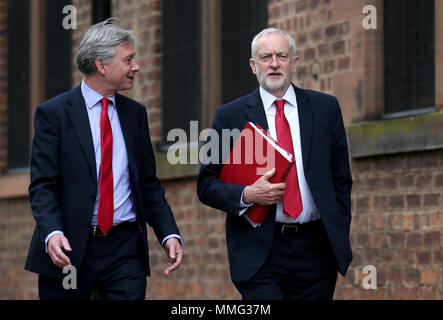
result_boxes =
[49,249,70,268]
[164,249,183,276]
[270,182,286,191]
[163,238,184,276]
[259,169,286,192]
[256,182,286,205]
[245,170,287,205]
[61,237,72,253]
[261,179,286,198]
[48,235,72,268]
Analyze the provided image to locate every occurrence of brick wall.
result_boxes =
[268,0,352,99]
[147,179,240,299]
[112,0,163,144]
[337,150,443,299]
[0,198,37,299]
[0,0,441,300]
[268,0,384,125]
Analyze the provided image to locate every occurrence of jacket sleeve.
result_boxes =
[28,104,64,243]
[330,98,353,228]
[139,107,180,243]
[197,106,247,215]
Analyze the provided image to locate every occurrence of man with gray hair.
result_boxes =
[198,28,352,299]
[25,18,183,300]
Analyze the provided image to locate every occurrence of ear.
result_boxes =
[249,58,257,75]
[291,56,299,73]
[95,59,106,76]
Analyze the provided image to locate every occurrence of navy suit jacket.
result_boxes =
[197,85,353,282]
[25,85,180,279]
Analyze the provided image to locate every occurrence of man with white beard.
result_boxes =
[197,28,353,300]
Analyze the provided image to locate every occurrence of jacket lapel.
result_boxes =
[114,94,138,179]
[244,88,269,131]
[293,85,313,172]
[66,85,97,181]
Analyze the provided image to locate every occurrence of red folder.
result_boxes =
[219,122,294,224]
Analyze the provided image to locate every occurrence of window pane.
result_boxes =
[162,0,201,145]
[7,0,30,169]
[222,0,267,103]
[45,0,72,100]
[384,0,435,115]
[92,0,111,24]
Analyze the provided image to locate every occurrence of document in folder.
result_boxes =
[219,122,294,224]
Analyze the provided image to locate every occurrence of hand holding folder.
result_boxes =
[219,122,294,224]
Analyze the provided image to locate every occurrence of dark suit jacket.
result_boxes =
[25,85,180,279]
[197,84,353,282]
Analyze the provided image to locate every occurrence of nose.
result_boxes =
[270,54,279,68]
[132,59,140,72]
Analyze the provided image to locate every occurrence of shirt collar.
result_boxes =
[81,79,116,110]
[259,84,297,112]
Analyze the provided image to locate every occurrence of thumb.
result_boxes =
[169,250,176,261]
[263,168,276,180]
[165,241,175,260]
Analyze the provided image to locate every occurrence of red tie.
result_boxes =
[274,99,303,220]
[97,98,114,234]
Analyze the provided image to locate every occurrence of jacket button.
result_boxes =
[90,196,96,202]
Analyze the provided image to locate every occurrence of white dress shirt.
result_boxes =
[82,79,136,226]
[240,85,320,225]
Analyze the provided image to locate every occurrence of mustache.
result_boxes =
[265,70,283,76]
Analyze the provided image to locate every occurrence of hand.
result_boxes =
[163,237,183,276]
[243,168,286,205]
[47,233,72,268]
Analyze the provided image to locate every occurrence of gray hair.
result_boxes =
[251,28,297,59]
[76,18,135,75]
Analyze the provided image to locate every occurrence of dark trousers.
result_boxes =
[38,223,147,300]
[234,220,338,300]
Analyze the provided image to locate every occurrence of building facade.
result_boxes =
[0,0,442,299]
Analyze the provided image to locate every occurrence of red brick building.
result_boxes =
[0,0,441,299]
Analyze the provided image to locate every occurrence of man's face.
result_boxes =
[101,41,140,93]
[250,33,298,97]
